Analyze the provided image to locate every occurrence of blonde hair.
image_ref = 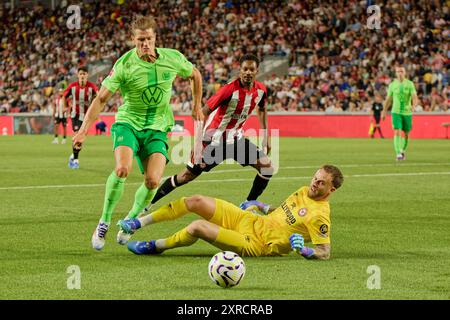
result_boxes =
[131,15,157,33]
[321,165,344,189]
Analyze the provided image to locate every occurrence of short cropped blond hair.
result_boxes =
[131,15,157,33]
[321,165,344,189]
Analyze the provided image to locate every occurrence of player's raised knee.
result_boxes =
[257,158,275,176]
[144,176,159,189]
[261,164,275,176]
[186,220,208,237]
[115,166,130,178]
[184,195,207,211]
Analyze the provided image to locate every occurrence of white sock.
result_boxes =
[138,214,154,227]
[155,239,166,250]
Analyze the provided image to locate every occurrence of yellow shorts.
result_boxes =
[209,199,266,257]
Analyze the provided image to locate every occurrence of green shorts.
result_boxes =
[111,122,169,174]
[391,113,412,132]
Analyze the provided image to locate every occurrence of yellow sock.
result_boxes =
[151,197,189,223]
[160,228,198,249]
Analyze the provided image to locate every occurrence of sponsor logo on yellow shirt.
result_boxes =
[320,224,328,234]
[281,202,296,225]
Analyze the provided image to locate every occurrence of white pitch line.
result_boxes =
[0,183,109,190]
[1,171,450,191]
[194,171,450,183]
[349,171,450,178]
[209,162,450,174]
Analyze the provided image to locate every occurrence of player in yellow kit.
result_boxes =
[119,165,343,260]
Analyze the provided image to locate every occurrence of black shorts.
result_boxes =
[186,138,267,176]
[96,124,106,132]
[71,117,83,132]
[374,115,381,124]
[54,117,67,126]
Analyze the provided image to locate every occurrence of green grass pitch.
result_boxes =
[0,135,449,300]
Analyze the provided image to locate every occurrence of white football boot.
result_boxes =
[92,221,109,250]
[116,229,132,245]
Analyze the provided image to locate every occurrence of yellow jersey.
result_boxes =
[254,186,331,256]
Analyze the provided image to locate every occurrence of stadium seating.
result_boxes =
[0,0,448,114]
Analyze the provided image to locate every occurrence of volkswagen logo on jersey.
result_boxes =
[142,85,164,106]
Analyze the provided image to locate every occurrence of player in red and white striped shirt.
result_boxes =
[148,54,274,209]
[52,87,68,145]
[63,67,98,169]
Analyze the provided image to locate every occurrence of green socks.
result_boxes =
[101,172,126,224]
[394,135,402,155]
[127,183,157,219]
[394,135,409,155]
[402,136,409,151]
[100,172,158,222]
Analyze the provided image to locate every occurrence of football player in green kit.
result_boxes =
[73,15,204,250]
[382,66,418,161]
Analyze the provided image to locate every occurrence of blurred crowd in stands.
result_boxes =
[0,0,448,115]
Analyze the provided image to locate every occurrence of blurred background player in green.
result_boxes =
[72,15,204,250]
[382,66,418,160]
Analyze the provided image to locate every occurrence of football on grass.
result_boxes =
[208,251,246,288]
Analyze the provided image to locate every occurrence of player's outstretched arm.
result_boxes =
[310,244,331,260]
[201,105,213,118]
[412,92,419,112]
[189,67,204,122]
[73,86,114,146]
[256,106,271,155]
[51,101,56,120]
[289,233,331,260]
[62,96,70,117]
[381,96,392,121]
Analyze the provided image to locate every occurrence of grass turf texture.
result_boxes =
[0,135,449,300]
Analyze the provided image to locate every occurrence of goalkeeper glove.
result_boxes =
[289,233,315,258]
[239,200,270,215]
[289,233,304,251]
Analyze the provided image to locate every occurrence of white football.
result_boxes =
[208,251,246,288]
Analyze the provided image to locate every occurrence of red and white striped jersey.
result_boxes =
[54,95,67,118]
[63,81,98,120]
[204,78,267,145]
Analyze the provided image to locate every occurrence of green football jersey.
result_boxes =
[387,79,416,115]
[102,48,194,131]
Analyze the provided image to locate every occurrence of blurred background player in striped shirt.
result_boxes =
[62,67,98,169]
[51,86,67,144]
